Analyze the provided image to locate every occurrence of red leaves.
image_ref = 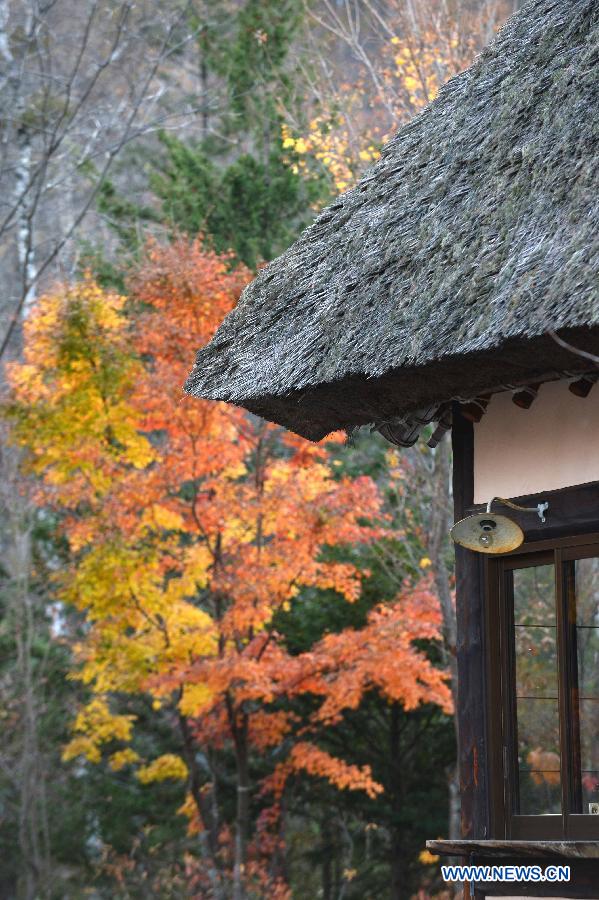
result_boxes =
[132,236,249,356]
[287,743,383,799]
[9,239,453,863]
[307,579,454,723]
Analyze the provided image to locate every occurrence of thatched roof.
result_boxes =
[185,0,599,441]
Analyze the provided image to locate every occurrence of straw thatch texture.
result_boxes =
[185,0,599,441]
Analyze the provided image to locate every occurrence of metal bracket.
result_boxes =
[487,497,549,523]
[536,501,549,523]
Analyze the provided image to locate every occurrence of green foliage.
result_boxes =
[92,0,329,271]
[0,512,191,897]
[96,130,328,271]
[149,132,325,267]
[226,0,302,125]
[96,180,159,252]
[78,240,128,293]
[285,702,454,899]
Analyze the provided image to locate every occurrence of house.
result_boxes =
[185,0,599,895]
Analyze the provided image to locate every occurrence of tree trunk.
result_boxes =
[15,529,43,900]
[428,434,461,840]
[389,702,405,900]
[322,816,333,900]
[15,131,37,321]
[199,22,209,140]
[179,715,225,899]
[2,443,49,900]
[233,713,250,900]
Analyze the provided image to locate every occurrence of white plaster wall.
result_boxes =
[473,381,599,504]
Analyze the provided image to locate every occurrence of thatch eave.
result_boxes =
[193,327,599,441]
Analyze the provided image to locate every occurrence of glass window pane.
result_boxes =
[577,626,599,698]
[514,565,555,626]
[517,698,561,815]
[582,771,599,812]
[580,696,599,811]
[573,558,599,814]
[515,626,558,698]
[580,700,599,774]
[513,564,561,815]
[574,557,599,626]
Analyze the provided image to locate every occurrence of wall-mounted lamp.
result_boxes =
[450,497,549,554]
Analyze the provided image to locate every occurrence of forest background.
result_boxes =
[0,2,519,898]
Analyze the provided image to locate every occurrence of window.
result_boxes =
[488,540,599,839]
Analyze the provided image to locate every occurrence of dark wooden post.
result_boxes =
[451,403,490,839]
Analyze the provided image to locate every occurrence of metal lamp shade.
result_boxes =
[450,512,524,554]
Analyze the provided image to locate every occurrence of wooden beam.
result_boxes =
[466,481,599,545]
[427,839,599,858]
[452,403,490,840]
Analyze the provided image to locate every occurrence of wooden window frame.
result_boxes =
[486,533,599,840]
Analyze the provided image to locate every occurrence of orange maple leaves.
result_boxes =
[6,238,452,883]
[309,582,454,725]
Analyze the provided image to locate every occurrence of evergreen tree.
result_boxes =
[96,0,329,269]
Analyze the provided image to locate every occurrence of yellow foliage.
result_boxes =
[280,118,378,193]
[282,27,474,194]
[178,683,213,717]
[6,277,154,497]
[146,504,185,531]
[62,736,101,765]
[72,697,135,742]
[62,696,136,764]
[293,137,308,154]
[137,754,188,784]
[108,748,141,771]
[177,792,203,835]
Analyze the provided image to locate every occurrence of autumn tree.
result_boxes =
[0,8,218,887]
[127,240,389,896]
[6,237,454,897]
[2,242,344,893]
